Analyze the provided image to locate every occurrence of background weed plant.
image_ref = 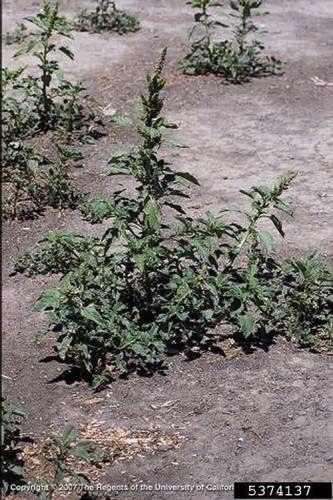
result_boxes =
[39,426,95,499]
[181,0,281,82]
[1,67,39,142]
[2,144,83,220]
[1,396,26,495]
[1,2,104,143]
[74,0,140,35]
[14,51,332,389]
[13,230,100,276]
[14,1,75,133]
[3,22,30,46]
[1,2,107,220]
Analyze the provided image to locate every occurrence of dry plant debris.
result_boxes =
[20,425,183,498]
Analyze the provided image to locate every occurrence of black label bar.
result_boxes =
[234,482,332,499]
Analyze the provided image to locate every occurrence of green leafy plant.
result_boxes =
[1,396,26,495]
[2,142,44,219]
[74,0,140,35]
[13,230,100,276]
[13,1,74,132]
[56,80,104,142]
[3,22,30,46]
[42,145,84,210]
[270,255,333,349]
[1,67,39,143]
[1,2,104,142]
[15,51,331,388]
[181,0,281,82]
[40,426,95,499]
[2,143,83,220]
[180,0,227,76]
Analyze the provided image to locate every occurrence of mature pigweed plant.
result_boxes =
[15,51,332,388]
[13,1,75,132]
[181,0,281,83]
[74,0,140,35]
[1,2,104,143]
[1,395,27,495]
[180,0,227,76]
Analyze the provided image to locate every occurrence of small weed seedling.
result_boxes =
[74,0,140,35]
[39,426,94,499]
[15,51,332,388]
[181,0,281,82]
[1,396,26,495]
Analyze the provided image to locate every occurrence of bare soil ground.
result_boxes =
[2,0,333,498]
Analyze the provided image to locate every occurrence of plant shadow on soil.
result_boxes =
[39,332,278,389]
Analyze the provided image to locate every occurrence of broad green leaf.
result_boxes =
[165,201,186,214]
[164,138,188,148]
[55,469,65,483]
[63,425,77,442]
[58,45,74,60]
[111,115,134,127]
[35,289,60,311]
[134,253,146,273]
[71,443,92,462]
[238,313,254,337]
[274,200,293,216]
[144,198,161,231]
[131,344,149,357]
[57,336,72,358]
[270,214,284,237]
[72,473,91,486]
[14,39,38,58]
[82,306,104,326]
[259,230,274,252]
[108,165,131,175]
[230,1,239,10]
[175,171,200,185]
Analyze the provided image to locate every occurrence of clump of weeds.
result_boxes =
[14,50,331,389]
[2,143,83,220]
[181,0,282,83]
[1,1,104,143]
[1,67,39,142]
[3,22,30,46]
[1,395,27,496]
[74,0,140,35]
[1,3,107,222]
[37,426,95,499]
[13,230,100,276]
